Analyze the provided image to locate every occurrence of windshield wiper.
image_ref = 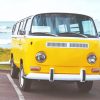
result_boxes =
[83,34,98,38]
[30,32,57,36]
[57,32,88,38]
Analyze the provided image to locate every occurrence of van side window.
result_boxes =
[25,18,32,34]
[12,24,16,35]
[19,21,24,31]
[18,21,24,35]
[22,19,27,30]
[13,22,20,35]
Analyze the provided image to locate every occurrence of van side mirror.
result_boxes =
[98,32,100,37]
[19,30,26,35]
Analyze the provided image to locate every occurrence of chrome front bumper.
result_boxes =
[24,68,100,82]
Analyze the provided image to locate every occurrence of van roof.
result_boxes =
[15,12,93,24]
[32,12,92,18]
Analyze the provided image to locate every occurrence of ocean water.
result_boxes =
[0,32,11,39]
[0,21,15,48]
[0,32,11,48]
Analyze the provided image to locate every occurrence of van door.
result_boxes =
[18,18,32,64]
[17,20,26,65]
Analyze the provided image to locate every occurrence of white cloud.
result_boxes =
[0,0,100,21]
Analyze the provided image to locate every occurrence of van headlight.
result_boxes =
[36,52,46,63]
[87,54,96,64]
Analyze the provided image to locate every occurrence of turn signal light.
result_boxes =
[30,66,41,71]
[91,68,100,73]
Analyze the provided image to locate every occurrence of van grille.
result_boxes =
[46,42,88,48]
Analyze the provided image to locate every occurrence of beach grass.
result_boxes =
[0,65,10,70]
[0,48,10,70]
[0,48,10,61]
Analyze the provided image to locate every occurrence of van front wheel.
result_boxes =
[77,81,93,92]
[19,67,32,91]
[10,60,19,78]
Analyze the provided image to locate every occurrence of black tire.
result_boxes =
[10,60,19,79]
[77,81,93,93]
[19,66,32,91]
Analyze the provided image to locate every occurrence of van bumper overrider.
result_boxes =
[24,68,100,82]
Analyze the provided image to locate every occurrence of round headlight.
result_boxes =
[36,52,46,63]
[87,54,96,64]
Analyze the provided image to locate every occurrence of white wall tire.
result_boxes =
[19,67,32,91]
[19,68,24,88]
[10,60,19,78]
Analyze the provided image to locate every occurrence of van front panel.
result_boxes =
[21,37,100,75]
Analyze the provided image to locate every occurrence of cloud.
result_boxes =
[0,0,100,21]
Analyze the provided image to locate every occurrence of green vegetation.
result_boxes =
[0,48,10,61]
[0,48,10,70]
[0,65,10,70]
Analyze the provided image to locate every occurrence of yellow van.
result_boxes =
[11,13,100,92]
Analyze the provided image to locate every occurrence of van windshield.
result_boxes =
[30,13,97,38]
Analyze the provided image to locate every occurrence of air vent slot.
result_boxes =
[46,42,88,48]
[70,43,88,48]
[47,42,67,47]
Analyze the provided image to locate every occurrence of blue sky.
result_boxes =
[0,0,100,21]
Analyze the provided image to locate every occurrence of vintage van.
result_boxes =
[11,13,100,92]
